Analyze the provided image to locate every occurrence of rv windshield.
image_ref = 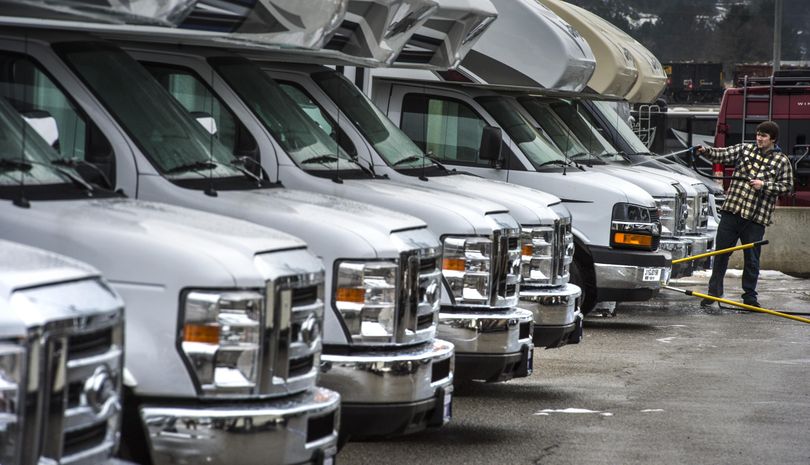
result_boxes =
[311,71,432,169]
[517,98,591,158]
[210,58,362,174]
[476,96,567,168]
[55,43,244,182]
[592,100,649,154]
[0,97,74,187]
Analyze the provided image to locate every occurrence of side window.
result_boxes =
[277,82,357,156]
[401,93,488,165]
[0,53,115,185]
[142,63,257,160]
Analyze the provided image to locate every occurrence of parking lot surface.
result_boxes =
[341,271,810,465]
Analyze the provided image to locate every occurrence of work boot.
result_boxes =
[700,298,716,309]
[743,298,761,308]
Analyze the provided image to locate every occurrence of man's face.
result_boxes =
[756,131,775,149]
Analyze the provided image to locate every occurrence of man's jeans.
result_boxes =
[708,212,766,302]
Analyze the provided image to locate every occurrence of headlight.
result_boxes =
[653,197,677,236]
[335,261,398,342]
[442,236,492,305]
[521,226,554,284]
[0,342,24,464]
[180,290,263,396]
[611,203,659,250]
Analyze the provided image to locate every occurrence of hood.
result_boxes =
[462,0,595,91]
[528,169,655,207]
[393,0,498,70]
[630,165,706,196]
[0,239,98,297]
[337,178,516,236]
[420,173,561,225]
[0,198,306,288]
[594,165,679,197]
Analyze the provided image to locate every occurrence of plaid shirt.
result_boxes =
[705,143,793,226]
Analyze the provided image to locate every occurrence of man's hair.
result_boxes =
[756,120,779,142]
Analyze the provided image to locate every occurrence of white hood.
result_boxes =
[0,198,306,289]
[0,239,98,297]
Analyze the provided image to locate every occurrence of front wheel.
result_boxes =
[570,256,597,315]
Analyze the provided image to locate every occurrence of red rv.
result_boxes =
[714,71,810,206]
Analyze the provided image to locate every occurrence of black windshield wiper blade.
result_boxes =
[301,154,340,165]
[51,158,113,190]
[164,161,218,175]
[537,160,571,167]
[0,158,32,173]
[391,154,424,167]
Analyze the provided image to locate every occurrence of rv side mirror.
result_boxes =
[22,110,59,147]
[478,125,502,162]
[190,111,218,136]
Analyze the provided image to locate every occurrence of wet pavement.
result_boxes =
[340,270,810,465]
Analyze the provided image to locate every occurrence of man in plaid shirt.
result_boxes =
[696,121,793,309]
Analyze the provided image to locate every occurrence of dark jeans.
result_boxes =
[708,212,766,302]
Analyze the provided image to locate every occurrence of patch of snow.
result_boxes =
[657,337,676,343]
[535,408,611,416]
[641,409,665,413]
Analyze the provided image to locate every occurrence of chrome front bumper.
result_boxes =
[439,307,534,382]
[438,307,534,354]
[661,237,692,279]
[595,263,671,290]
[519,283,583,348]
[685,233,715,271]
[320,339,454,404]
[140,387,341,465]
[320,339,454,438]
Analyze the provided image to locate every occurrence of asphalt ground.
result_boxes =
[340,270,810,465]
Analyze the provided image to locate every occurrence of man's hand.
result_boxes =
[696,146,707,154]
[750,179,764,190]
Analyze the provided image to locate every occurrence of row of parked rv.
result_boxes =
[0,0,721,464]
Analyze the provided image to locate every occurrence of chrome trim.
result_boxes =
[395,247,441,345]
[595,263,670,290]
[260,271,325,398]
[661,238,692,279]
[438,308,533,354]
[490,228,521,308]
[320,339,454,404]
[140,387,340,465]
[519,283,581,326]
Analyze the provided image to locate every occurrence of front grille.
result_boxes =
[288,355,315,379]
[306,412,336,443]
[62,422,107,457]
[68,327,112,360]
[264,274,324,390]
[675,186,688,235]
[552,219,574,286]
[396,249,441,343]
[492,229,521,307]
[431,357,451,383]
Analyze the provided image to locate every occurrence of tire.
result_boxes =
[570,255,597,315]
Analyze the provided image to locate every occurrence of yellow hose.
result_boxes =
[672,240,769,265]
[664,285,810,325]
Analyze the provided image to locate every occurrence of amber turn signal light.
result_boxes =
[336,287,365,303]
[613,232,653,247]
[442,258,466,272]
[184,323,220,344]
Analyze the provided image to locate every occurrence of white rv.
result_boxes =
[0,240,126,464]
[0,93,341,464]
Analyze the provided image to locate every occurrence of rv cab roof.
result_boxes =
[459,0,595,92]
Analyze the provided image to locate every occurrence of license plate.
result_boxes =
[443,391,452,422]
[643,267,662,282]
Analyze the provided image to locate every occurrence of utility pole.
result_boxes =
[773,0,782,72]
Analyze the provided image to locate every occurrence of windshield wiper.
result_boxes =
[537,160,571,168]
[391,154,424,167]
[569,152,591,160]
[227,161,262,184]
[51,158,113,189]
[0,158,32,173]
[301,154,340,165]
[164,161,218,175]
